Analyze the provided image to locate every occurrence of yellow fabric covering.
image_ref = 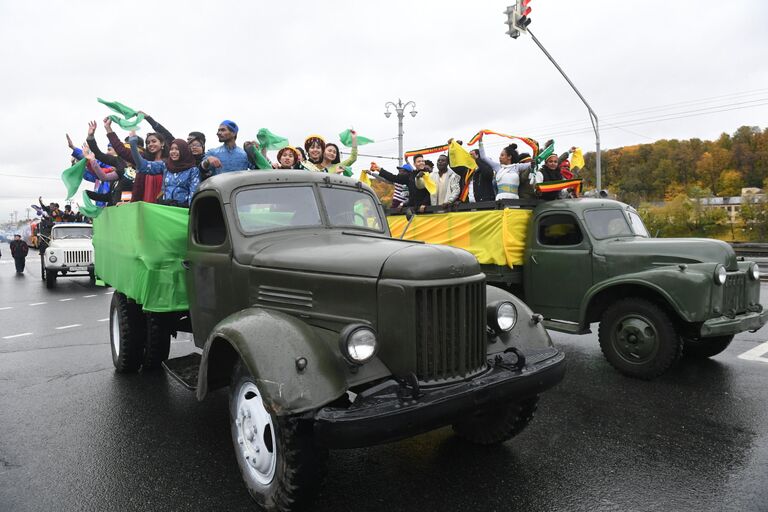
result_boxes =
[387,209,532,266]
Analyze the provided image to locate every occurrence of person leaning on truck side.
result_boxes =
[324,131,358,176]
[104,117,167,203]
[274,147,300,169]
[465,149,496,202]
[200,120,254,175]
[477,139,533,200]
[539,154,564,200]
[85,120,139,205]
[126,132,200,208]
[368,154,431,212]
[431,154,461,205]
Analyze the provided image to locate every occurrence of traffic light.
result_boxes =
[516,0,532,31]
[504,5,520,39]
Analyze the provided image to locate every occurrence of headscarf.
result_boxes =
[166,139,197,173]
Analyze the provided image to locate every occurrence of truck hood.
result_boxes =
[244,231,480,279]
[47,239,94,249]
[599,237,738,272]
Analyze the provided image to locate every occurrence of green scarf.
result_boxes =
[80,190,102,218]
[339,129,374,147]
[97,98,144,130]
[257,128,289,151]
[61,159,87,200]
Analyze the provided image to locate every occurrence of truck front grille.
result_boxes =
[64,250,93,266]
[723,273,746,314]
[414,281,486,382]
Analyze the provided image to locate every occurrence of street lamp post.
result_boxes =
[384,99,417,166]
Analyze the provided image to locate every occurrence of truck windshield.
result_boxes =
[52,226,92,239]
[319,187,384,232]
[584,209,635,239]
[626,210,650,237]
[235,186,323,233]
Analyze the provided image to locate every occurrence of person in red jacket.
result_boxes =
[10,234,29,274]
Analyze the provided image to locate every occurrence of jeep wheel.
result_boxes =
[683,335,734,359]
[230,363,327,512]
[109,292,146,373]
[40,256,46,281]
[88,268,96,286]
[143,313,172,370]
[598,297,682,380]
[45,270,57,289]
[453,397,538,445]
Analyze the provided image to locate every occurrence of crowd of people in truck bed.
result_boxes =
[62,111,580,211]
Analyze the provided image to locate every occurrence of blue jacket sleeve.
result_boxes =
[71,148,84,161]
[130,137,166,175]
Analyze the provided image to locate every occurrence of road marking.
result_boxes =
[55,324,82,330]
[2,332,32,340]
[97,318,109,322]
[29,302,47,306]
[738,341,768,363]
[59,298,74,302]
[83,295,97,298]
[0,307,12,311]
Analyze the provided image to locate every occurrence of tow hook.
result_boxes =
[494,347,526,371]
[396,373,421,401]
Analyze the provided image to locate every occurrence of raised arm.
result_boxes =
[244,142,273,170]
[86,120,120,168]
[337,131,358,175]
[140,111,174,142]
[374,168,410,185]
[477,139,500,173]
[104,118,135,165]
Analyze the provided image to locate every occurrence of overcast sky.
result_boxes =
[1,0,767,221]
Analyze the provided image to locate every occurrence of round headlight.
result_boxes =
[49,255,57,263]
[714,265,727,285]
[496,302,517,332]
[750,263,760,281]
[341,326,377,364]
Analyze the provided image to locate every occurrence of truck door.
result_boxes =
[186,194,234,345]
[525,212,592,322]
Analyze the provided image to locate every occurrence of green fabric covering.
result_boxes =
[339,129,373,147]
[247,145,273,170]
[80,190,102,218]
[257,128,289,151]
[108,113,145,130]
[61,158,87,200]
[93,202,190,312]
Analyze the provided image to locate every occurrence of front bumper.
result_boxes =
[313,347,565,449]
[45,263,94,274]
[700,308,768,337]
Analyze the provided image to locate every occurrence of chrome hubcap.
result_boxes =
[235,382,276,485]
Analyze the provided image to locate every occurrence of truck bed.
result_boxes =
[93,202,190,312]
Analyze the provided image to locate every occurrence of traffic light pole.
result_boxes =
[527,28,601,191]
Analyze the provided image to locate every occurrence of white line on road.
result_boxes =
[97,318,109,322]
[738,341,768,364]
[59,298,74,302]
[29,302,47,306]
[55,324,82,330]
[2,332,32,340]
[83,295,97,298]
[0,307,12,311]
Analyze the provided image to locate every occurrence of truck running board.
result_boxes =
[162,353,201,391]
[542,319,591,335]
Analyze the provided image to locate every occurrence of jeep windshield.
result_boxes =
[584,209,649,239]
[235,184,384,234]
[52,226,93,239]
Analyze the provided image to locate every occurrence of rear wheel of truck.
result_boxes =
[683,335,734,359]
[452,397,538,445]
[598,297,682,380]
[143,313,172,370]
[230,362,327,512]
[45,270,56,289]
[110,292,146,373]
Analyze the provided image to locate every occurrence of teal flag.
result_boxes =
[61,158,87,200]
[98,98,144,131]
[339,129,374,147]
[97,98,138,118]
[257,128,289,151]
[108,113,145,130]
[80,190,102,218]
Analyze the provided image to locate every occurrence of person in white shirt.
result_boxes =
[431,154,461,205]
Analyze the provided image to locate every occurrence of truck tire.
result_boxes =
[45,270,57,289]
[110,292,146,373]
[683,335,734,359]
[230,362,327,512]
[88,268,96,286]
[452,397,538,445]
[40,256,46,281]
[598,297,683,380]
[143,313,172,370]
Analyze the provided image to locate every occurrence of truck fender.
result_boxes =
[486,285,554,353]
[578,270,711,328]
[197,307,347,416]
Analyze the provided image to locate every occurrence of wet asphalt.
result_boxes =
[1,243,767,512]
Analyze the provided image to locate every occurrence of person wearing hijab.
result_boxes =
[128,131,200,207]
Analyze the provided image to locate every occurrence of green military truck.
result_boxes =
[388,198,767,380]
[93,171,565,512]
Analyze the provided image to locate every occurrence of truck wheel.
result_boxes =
[143,313,172,370]
[598,297,682,380]
[88,268,96,286]
[110,292,146,373]
[40,256,46,281]
[45,270,57,289]
[230,363,327,511]
[452,397,538,445]
[683,335,734,359]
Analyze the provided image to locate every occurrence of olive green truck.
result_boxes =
[388,198,767,380]
[93,171,565,511]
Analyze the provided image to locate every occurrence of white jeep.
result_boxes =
[42,223,95,289]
